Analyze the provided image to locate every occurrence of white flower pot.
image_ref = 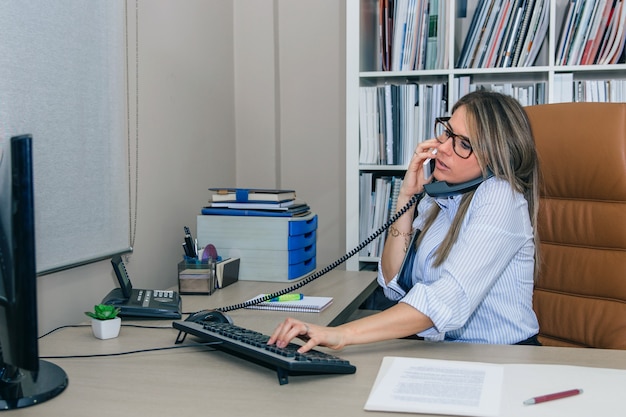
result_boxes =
[91,317,121,339]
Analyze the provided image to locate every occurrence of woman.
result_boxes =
[268,91,541,353]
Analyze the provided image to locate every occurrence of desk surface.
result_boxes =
[15,270,626,416]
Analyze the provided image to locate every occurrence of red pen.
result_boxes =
[523,388,583,405]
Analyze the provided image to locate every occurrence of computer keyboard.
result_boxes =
[173,320,356,385]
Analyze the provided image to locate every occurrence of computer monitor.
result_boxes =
[0,134,68,410]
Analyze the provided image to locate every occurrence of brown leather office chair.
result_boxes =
[525,102,626,349]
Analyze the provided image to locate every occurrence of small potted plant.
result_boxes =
[85,304,122,340]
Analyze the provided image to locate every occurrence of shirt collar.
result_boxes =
[434,194,461,220]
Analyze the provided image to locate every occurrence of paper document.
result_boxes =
[366,356,626,416]
[365,357,503,416]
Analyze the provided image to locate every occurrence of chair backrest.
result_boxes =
[525,102,626,349]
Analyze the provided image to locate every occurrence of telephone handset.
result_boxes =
[424,169,494,197]
[211,171,494,314]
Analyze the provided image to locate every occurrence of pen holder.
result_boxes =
[178,259,216,295]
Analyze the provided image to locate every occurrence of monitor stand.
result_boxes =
[0,360,68,410]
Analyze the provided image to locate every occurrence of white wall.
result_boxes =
[233,0,278,186]
[36,0,347,334]
[234,0,346,269]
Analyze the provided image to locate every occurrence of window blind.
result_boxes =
[0,1,130,274]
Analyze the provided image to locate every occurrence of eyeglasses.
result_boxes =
[433,117,473,159]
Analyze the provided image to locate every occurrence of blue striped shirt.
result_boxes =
[377,177,539,344]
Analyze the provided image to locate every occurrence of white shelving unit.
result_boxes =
[346,0,626,271]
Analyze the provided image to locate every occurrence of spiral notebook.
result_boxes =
[245,294,333,313]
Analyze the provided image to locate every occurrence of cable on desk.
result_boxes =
[39,323,178,339]
[39,324,90,338]
[40,341,222,360]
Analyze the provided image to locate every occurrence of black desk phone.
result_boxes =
[102,255,182,319]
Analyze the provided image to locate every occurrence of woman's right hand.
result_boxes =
[400,138,439,199]
[267,317,346,353]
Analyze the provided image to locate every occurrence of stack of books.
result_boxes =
[358,82,446,166]
[202,188,311,217]
[557,0,626,66]
[457,0,550,69]
[378,0,449,71]
[359,174,403,258]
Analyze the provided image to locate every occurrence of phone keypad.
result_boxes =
[154,290,174,299]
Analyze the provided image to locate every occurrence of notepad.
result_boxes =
[245,294,333,313]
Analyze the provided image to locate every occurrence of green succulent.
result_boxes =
[85,304,121,320]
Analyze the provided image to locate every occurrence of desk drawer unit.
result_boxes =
[197,213,317,281]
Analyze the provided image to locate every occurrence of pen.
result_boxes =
[268,293,303,302]
[182,242,194,258]
[523,388,583,405]
[184,226,197,258]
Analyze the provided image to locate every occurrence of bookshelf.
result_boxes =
[345,0,626,271]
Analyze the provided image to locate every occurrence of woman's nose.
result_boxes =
[437,135,454,154]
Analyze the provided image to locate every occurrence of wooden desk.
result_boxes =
[14,271,626,416]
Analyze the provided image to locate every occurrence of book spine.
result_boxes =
[511,0,536,67]
[456,0,487,68]
[485,0,512,67]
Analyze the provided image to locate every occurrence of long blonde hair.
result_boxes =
[417,91,540,278]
